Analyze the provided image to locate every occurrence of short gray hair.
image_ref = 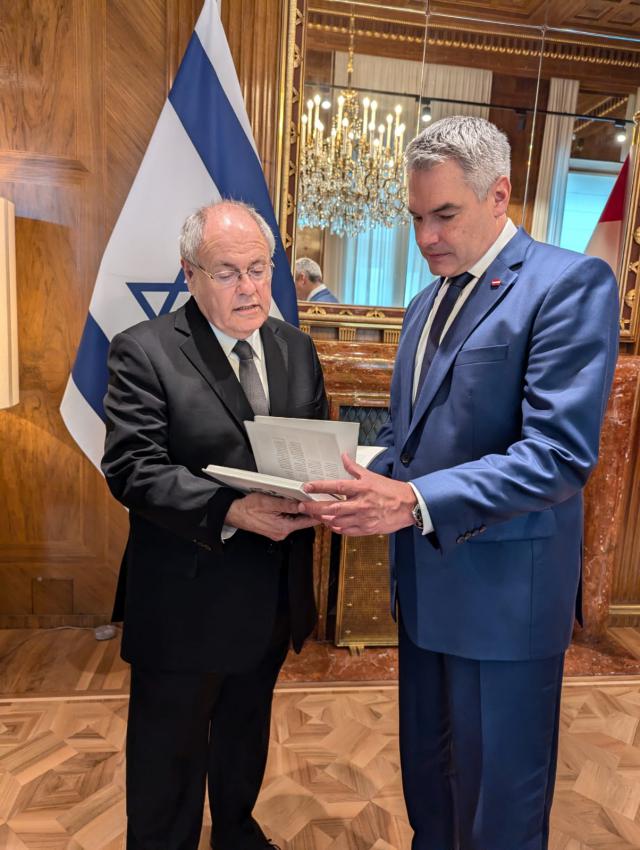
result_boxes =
[295,257,322,283]
[179,199,276,264]
[405,116,511,199]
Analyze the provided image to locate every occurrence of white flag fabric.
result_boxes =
[60,0,297,470]
[585,154,630,275]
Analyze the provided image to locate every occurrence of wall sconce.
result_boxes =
[0,198,19,410]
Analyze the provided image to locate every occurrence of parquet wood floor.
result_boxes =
[1,627,640,696]
[2,680,640,849]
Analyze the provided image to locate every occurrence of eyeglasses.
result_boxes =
[190,259,275,288]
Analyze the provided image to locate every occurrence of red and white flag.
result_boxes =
[585,155,630,273]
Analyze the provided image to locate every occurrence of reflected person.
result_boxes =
[294,256,339,303]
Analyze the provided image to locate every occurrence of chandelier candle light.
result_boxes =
[297,15,409,237]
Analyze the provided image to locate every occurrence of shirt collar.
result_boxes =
[308,284,328,299]
[466,218,518,281]
[208,322,264,362]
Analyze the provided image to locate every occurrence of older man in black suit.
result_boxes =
[102,199,327,850]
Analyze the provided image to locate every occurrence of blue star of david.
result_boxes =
[126,270,189,320]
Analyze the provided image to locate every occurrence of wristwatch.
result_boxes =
[411,500,424,530]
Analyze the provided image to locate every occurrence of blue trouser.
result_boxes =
[398,617,564,850]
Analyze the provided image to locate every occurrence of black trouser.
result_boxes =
[125,590,290,850]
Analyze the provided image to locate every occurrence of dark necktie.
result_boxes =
[233,339,270,416]
[416,271,475,400]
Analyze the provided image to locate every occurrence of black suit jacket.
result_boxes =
[102,297,328,673]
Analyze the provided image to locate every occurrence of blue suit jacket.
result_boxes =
[309,287,339,303]
[371,228,619,661]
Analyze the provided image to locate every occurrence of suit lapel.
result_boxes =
[261,320,289,416]
[177,298,254,441]
[406,228,532,445]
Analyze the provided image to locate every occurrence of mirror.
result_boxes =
[290,0,640,312]
[535,27,637,259]
[296,1,544,307]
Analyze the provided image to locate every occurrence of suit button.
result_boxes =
[400,453,412,466]
[456,535,465,544]
[266,543,276,554]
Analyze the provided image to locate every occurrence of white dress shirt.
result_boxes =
[409,218,518,535]
[209,323,270,404]
[208,323,270,540]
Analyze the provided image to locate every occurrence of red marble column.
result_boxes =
[582,356,640,638]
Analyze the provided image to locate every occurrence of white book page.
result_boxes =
[355,445,386,468]
[253,416,359,459]
[202,465,336,501]
[245,421,346,481]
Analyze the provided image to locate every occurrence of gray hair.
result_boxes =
[295,257,323,283]
[405,116,511,199]
[179,199,276,263]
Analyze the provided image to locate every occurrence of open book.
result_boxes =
[203,416,385,502]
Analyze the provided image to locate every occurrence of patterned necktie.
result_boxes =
[416,271,475,400]
[233,339,270,417]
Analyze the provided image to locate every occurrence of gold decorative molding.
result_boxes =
[298,302,404,342]
[619,112,640,344]
[307,21,640,70]
[338,327,357,341]
[276,0,307,262]
[609,603,640,617]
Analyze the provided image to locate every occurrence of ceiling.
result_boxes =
[310,0,640,40]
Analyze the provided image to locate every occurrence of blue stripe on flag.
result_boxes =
[71,313,110,422]
[169,35,298,326]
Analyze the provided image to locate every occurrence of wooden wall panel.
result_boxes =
[0,0,77,156]
[0,0,199,625]
[220,0,287,201]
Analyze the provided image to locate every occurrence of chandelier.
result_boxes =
[297,15,410,238]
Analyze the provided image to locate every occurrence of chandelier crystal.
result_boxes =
[297,16,410,238]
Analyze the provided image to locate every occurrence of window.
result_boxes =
[559,159,621,254]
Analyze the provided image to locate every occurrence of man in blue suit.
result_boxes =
[302,116,619,849]
[294,257,339,302]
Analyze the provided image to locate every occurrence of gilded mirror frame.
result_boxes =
[275,0,640,345]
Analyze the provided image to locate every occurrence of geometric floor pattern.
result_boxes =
[2,682,640,849]
[0,696,128,850]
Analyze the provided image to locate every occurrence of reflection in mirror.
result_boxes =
[296,3,545,307]
[534,27,639,279]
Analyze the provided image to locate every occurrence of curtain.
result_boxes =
[530,78,579,244]
[324,53,492,305]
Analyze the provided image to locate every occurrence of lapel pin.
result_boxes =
[490,278,501,288]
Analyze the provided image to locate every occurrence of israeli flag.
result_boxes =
[60,0,297,470]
